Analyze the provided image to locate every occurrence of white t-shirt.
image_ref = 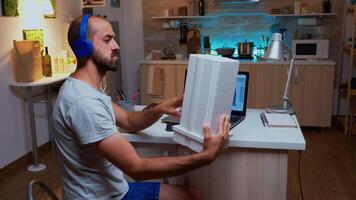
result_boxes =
[52,77,128,200]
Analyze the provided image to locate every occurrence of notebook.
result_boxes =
[260,112,297,128]
[162,71,250,131]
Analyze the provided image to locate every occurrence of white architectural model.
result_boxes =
[173,54,239,152]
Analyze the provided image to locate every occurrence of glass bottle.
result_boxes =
[199,0,204,16]
[41,50,46,76]
[43,47,52,77]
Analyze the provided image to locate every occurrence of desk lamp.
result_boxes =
[263,33,295,114]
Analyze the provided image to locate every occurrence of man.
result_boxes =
[52,15,230,200]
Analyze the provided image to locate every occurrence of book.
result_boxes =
[260,112,297,128]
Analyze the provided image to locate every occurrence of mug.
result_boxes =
[117,100,134,112]
[162,22,170,29]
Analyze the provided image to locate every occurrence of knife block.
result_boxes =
[173,54,239,152]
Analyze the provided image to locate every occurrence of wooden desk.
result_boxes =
[123,107,306,200]
[10,73,70,171]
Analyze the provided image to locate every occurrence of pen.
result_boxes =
[130,89,141,101]
[117,89,127,101]
[120,88,127,101]
[260,112,267,127]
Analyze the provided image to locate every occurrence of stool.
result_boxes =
[27,179,59,200]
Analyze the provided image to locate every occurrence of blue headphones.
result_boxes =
[72,15,93,58]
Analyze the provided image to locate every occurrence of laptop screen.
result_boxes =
[231,72,249,114]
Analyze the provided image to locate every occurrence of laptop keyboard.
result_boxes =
[163,115,245,131]
[230,116,245,129]
[230,116,243,123]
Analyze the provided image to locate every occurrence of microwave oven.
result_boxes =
[292,39,329,59]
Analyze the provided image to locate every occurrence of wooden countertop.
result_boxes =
[140,57,336,66]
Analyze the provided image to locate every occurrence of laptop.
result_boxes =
[229,71,249,129]
[162,71,249,131]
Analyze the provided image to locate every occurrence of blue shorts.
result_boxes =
[122,182,160,200]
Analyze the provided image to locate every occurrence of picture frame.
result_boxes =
[1,0,19,17]
[82,0,105,8]
[23,29,44,52]
[44,0,56,18]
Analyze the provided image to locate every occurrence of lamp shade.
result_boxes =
[263,33,284,60]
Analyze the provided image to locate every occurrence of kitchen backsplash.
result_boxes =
[143,0,343,62]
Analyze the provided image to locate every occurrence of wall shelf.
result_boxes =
[152,16,217,19]
[152,12,337,20]
[269,13,338,17]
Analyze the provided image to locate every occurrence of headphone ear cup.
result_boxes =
[72,39,93,58]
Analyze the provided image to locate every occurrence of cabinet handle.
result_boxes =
[294,68,299,85]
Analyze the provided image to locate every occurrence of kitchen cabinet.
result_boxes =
[240,64,335,127]
[290,65,334,127]
[127,143,179,184]
[239,65,286,109]
[139,61,335,127]
[140,63,187,104]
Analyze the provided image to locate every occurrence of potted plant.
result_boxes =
[322,0,332,13]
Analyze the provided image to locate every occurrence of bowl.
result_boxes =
[216,47,236,57]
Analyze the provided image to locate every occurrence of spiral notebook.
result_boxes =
[260,112,297,128]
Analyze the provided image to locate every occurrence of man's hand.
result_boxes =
[201,115,231,164]
[156,96,183,116]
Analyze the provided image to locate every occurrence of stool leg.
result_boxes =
[27,87,46,172]
[350,112,353,143]
[46,85,55,148]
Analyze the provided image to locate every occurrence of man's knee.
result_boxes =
[159,184,203,200]
[186,186,203,200]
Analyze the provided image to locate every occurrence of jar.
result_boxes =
[301,3,308,14]
[294,0,301,14]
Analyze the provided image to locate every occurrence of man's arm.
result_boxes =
[112,96,182,133]
[98,115,230,181]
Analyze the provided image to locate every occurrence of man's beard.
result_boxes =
[92,50,119,72]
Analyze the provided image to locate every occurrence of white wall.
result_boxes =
[0,0,145,169]
[0,0,82,169]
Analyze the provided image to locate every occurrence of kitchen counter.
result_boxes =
[123,108,305,150]
[140,56,336,66]
[123,106,305,199]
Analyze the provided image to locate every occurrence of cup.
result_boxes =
[162,8,174,17]
[117,100,134,112]
[58,57,64,73]
[169,20,176,28]
[162,22,170,29]
[61,50,68,64]
[52,57,59,73]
